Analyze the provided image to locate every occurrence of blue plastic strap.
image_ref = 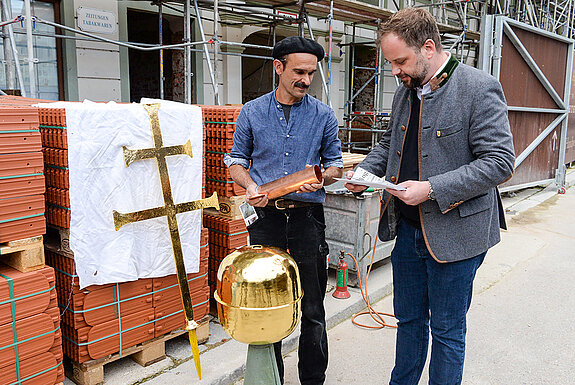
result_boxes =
[0,130,39,133]
[0,213,44,225]
[8,360,63,385]
[45,164,69,170]
[62,299,208,347]
[47,202,71,211]
[0,173,43,180]
[115,284,123,357]
[52,266,77,278]
[0,326,61,352]
[58,272,208,314]
[0,273,21,383]
[208,228,248,237]
[206,178,234,183]
[39,125,66,129]
[0,285,55,306]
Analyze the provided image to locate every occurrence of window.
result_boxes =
[1,0,60,100]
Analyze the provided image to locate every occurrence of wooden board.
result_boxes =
[342,152,366,172]
[66,315,210,385]
[0,235,45,272]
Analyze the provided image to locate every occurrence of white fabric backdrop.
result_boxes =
[40,101,204,288]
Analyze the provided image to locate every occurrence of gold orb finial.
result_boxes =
[214,245,302,345]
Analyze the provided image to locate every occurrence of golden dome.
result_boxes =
[214,245,302,344]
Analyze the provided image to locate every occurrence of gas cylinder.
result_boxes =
[333,250,351,299]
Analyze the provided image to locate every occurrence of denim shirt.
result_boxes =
[224,91,343,203]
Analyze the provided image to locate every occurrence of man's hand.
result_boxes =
[298,164,324,193]
[386,180,431,206]
[343,170,368,193]
[246,184,268,207]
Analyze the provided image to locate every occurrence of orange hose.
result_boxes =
[347,232,397,330]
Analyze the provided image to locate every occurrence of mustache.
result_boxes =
[294,82,309,89]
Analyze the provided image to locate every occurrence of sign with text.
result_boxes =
[77,7,117,35]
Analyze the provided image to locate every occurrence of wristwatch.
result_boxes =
[427,182,436,201]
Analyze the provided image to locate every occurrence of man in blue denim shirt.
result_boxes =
[224,36,343,384]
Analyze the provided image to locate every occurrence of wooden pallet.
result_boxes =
[0,235,45,272]
[204,194,245,220]
[66,315,210,385]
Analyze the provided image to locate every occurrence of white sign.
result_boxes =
[77,7,117,35]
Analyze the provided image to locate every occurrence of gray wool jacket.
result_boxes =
[358,57,515,263]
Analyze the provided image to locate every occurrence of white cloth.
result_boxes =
[39,100,204,288]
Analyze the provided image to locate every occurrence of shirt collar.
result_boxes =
[416,52,451,100]
[273,89,306,109]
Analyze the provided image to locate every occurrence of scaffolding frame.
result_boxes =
[1,0,574,115]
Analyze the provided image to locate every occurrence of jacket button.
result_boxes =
[401,125,406,131]
[396,151,401,156]
[390,176,396,182]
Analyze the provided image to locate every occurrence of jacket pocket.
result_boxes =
[435,124,463,138]
[458,192,490,217]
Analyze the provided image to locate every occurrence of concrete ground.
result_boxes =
[63,169,575,385]
[282,182,575,385]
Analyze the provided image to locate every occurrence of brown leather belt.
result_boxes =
[267,198,320,210]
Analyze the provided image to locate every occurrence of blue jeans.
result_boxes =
[390,220,485,385]
[249,205,329,385]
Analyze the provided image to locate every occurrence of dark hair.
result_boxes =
[377,8,442,51]
[277,56,288,70]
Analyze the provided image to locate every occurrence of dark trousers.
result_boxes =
[390,220,486,385]
[249,205,329,385]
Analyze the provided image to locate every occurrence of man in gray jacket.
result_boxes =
[345,8,515,385]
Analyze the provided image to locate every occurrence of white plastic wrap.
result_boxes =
[40,100,204,288]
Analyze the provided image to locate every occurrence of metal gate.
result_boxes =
[480,16,574,192]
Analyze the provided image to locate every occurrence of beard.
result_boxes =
[399,54,430,90]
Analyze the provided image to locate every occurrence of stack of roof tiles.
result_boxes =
[0,264,64,384]
[38,108,69,229]
[1,96,213,367]
[203,214,248,297]
[202,106,245,198]
[45,228,209,363]
[0,101,46,243]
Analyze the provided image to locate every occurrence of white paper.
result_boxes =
[38,100,204,288]
[335,177,407,191]
[338,166,407,191]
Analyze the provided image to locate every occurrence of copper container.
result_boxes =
[214,245,302,345]
[257,165,322,200]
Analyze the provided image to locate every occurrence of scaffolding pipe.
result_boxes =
[9,28,276,60]
[327,0,333,105]
[201,0,297,21]
[35,17,210,51]
[185,0,192,103]
[272,10,276,90]
[24,0,36,97]
[1,2,15,90]
[303,10,331,107]
[219,40,273,50]
[159,2,164,99]
[1,2,25,96]
[0,15,20,27]
[192,0,219,104]
[213,0,220,105]
[373,19,383,148]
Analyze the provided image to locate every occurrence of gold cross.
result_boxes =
[113,103,217,379]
